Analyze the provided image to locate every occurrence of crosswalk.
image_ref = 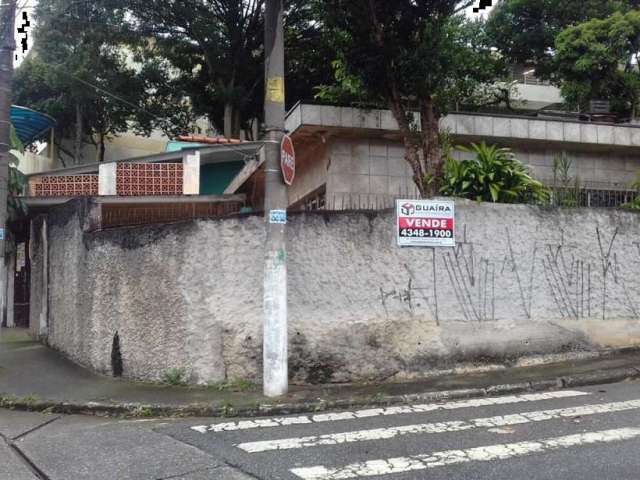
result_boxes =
[180,388,640,479]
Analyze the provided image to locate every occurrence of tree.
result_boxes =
[486,0,637,78]
[125,0,331,139]
[319,1,505,197]
[14,0,193,163]
[125,0,265,140]
[554,11,640,117]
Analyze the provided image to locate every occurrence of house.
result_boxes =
[224,103,640,211]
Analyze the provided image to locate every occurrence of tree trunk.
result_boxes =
[223,102,242,139]
[233,108,242,140]
[387,95,425,197]
[74,103,83,165]
[98,133,106,163]
[420,97,442,198]
[224,102,233,138]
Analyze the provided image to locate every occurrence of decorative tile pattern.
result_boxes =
[116,163,184,196]
[32,175,99,197]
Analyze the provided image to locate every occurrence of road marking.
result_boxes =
[290,427,640,479]
[190,390,589,434]
[237,398,640,453]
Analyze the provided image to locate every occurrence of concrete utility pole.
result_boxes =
[0,0,15,326]
[262,0,288,397]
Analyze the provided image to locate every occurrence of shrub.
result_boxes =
[551,152,581,207]
[622,172,640,211]
[441,142,550,204]
[162,368,187,386]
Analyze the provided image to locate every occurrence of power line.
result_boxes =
[38,60,264,163]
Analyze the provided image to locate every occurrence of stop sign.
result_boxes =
[281,135,295,186]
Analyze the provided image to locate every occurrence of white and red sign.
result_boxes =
[396,199,455,247]
[281,135,295,186]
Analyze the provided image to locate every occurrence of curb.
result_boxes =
[2,366,639,419]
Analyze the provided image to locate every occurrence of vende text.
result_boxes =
[399,217,452,229]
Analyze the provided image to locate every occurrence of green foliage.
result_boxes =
[161,368,187,386]
[551,152,581,207]
[219,401,237,417]
[14,0,194,163]
[441,142,550,204]
[321,4,505,114]
[314,59,372,106]
[622,172,640,211]
[208,378,258,393]
[125,0,332,138]
[554,11,640,116]
[319,1,507,195]
[486,0,633,78]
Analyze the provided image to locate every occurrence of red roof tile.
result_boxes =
[176,135,245,145]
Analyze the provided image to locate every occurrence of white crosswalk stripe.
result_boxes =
[190,390,589,434]
[236,398,640,453]
[290,427,640,479]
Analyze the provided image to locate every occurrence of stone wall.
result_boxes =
[30,199,640,384]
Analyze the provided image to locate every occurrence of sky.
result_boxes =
[14,1,36,66]
[465,1,497,19]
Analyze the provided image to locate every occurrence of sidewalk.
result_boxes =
[2,328,640,418]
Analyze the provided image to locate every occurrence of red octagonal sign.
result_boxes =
[281,134,295,186]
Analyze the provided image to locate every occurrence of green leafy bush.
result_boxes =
[161,368,187,386]
[622,172,640,211]
[441,142,550,204]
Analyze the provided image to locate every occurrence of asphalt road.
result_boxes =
[4,380,640,479]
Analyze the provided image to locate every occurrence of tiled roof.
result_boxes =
[176,135,245,145]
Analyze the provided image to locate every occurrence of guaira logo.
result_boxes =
[400,203,415,215]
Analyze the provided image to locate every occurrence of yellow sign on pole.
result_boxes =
[266,76,285,104]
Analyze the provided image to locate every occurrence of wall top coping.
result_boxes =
[285,103,640,149]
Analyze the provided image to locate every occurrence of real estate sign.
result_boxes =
[396,199,455,247]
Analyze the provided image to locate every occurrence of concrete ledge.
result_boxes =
[286,103,640,149]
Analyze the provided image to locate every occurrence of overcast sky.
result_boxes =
[465,1,496,19]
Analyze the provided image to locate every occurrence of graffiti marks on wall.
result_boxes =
[378,222,640,325]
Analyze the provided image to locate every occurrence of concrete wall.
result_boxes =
[286,105,640,203]
[326,138,420,202]
[513,83,562,110]
[30,200,640,384]
[291,134,637,211]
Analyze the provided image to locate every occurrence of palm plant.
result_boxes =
[441,142,550,204]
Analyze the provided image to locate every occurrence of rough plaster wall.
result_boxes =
[287,204,640,382]
[28,218,45,339]
[39,200,264,384]
[35,200,640,385]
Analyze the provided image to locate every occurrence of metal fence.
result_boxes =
[301,187,639,212]
[94,200,246,231]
